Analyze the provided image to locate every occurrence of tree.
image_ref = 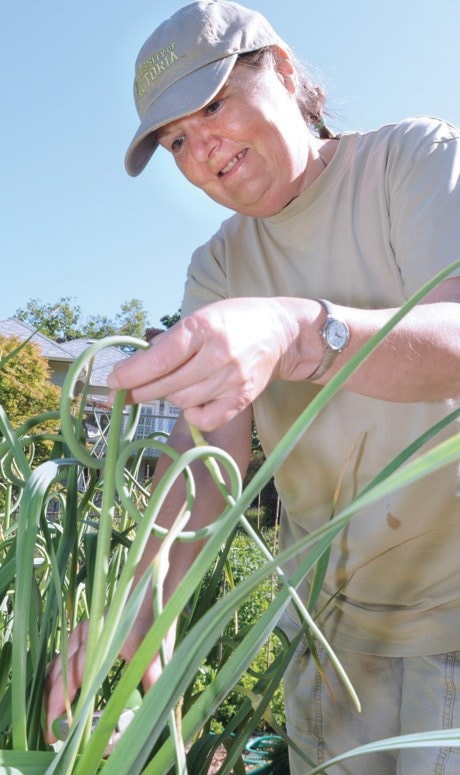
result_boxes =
[160,308,181,329]
[0,335,60,468]
[82,315,117,339]
[15,297,152,342]
[0,336,60,427]
[114,298,151,339]
[16,297,82,341]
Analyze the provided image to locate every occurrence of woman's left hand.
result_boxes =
[107,297,321,431]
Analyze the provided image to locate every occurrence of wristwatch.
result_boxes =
[307,298,350,381]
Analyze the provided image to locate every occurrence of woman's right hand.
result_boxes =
[44,618,176,744]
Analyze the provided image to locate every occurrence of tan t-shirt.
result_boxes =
[181,116,460,656]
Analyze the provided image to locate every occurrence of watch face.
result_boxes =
[325,319,350,351]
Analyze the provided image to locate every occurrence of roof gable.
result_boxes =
[0,317,74,362]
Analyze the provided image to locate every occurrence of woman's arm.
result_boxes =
[44,407,253,742]
[297,276,460,402]
[107,277,460,432]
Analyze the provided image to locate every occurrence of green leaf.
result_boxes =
[0,749,55,774]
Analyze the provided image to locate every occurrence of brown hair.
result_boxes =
[237,47,336,139]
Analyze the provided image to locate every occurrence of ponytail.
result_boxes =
[313,116,336,140]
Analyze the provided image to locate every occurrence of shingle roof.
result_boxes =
[0,319,133,389]
[60,339,130,387]
[0,317,74,361]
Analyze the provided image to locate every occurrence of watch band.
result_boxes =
[307,298,349,382]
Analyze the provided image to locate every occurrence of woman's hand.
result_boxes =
[108,279,460,424]
[44,619,176,744]
[44,619,90,744]
[108,297,322,431]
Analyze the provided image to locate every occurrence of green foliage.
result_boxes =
[0,262,459,773]
[0,335,60,479]
[245,453,279,529]
[192,529,285,733]
[115,298,151,339]
[15,297,82,341]
[0,336,60,427]
[160,308,181,329]
[15,297,152,342]
[227,530,281,633]
[81,315,117,339]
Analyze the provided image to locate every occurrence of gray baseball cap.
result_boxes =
[125,0,282,176]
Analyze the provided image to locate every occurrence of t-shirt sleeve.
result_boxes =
[388,118,460,297]
[181,225,230,317]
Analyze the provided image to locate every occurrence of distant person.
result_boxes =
[46,2,460,772]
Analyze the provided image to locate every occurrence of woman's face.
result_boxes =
[157,53,315,217]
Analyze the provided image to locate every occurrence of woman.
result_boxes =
[46,2,460,772]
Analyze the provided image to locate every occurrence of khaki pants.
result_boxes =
[283,646,460,774]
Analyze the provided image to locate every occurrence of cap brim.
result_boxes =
[125,54,238,177]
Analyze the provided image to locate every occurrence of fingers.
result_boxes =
[141,625,177,692]
[44,619,177,744]
[182,389,252,432]
[141,655,164,691]
[108,320,200,393]
[44,620,89,743]
[108,315,232,404]
[125,356,239,411]
[45,652,86,743]
[105,298,286,429]
[126,354,256,430]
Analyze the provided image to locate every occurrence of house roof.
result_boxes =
[60,339,130,388]
[0,318,177,429]
[0,317,74,362]
[0,318,131,389]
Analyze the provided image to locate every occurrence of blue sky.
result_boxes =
[2,0,459,328]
